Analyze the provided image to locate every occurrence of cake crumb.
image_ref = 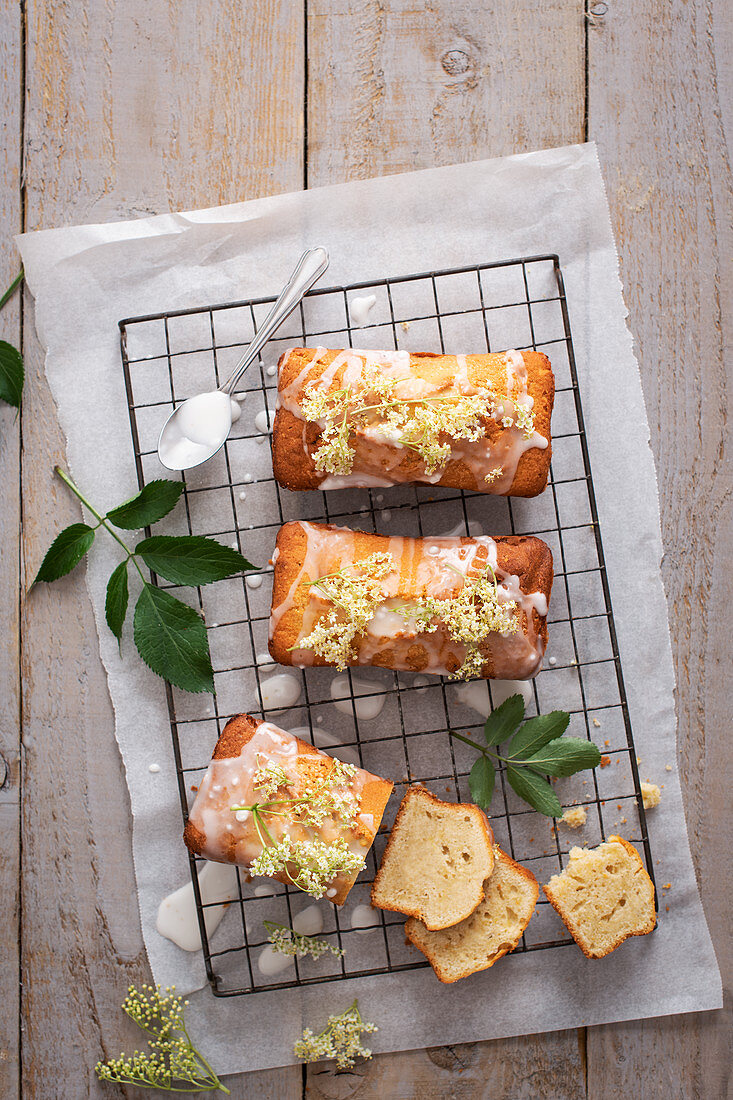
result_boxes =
[560,806,587,829]
[400,320,411,332]
[665,764,673,772]
[600,755,611,768]
[592,718,601,728]
[663,882,672,890]
[641,781,661,809]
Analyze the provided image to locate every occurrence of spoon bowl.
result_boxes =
[157,247,329,471]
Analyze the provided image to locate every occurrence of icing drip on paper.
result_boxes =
[156,861,239,952]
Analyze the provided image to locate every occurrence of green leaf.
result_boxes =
[106,479,184,530]
[483,693,525,746]
[523,737,602,777]
[133,583,214,693]
[33,523,95,584]
[468,755,495,811]
[507,765,563,818]
[0,340,24,408]
[105,561,129,645]
[135,534,255,585]
[508,710,571,759]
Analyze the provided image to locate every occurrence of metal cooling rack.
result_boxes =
[119,254,656,997]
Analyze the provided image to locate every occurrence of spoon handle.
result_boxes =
[221,247,330,395]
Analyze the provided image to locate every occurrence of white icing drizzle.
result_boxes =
[277,348,548,493]
[156,861,239,952]
[257,945,294,976]
[331,675,387,719]
[349,903,381,933]
[260,673,302,710]
[454,677,534,718]
[254,881,279,897]
[186,721,380,896]
[271,523,547,678]
[292,904,324,936]
[288,726,362,767]
[348,294,377,326]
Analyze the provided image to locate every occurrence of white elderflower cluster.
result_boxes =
[395,392,491,474]
[484,467,503,484]
[429,562,519,679]
[303,368,399,476]
[250,834,365,899]
[293,999,377,1069]
[296,552,395,669]
[302,363,502,478]
[253,756,290,800]
[297,554,519,682]
[264,920,344,961]
[512,399,536,438]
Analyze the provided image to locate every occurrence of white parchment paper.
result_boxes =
[17,144,722,1077]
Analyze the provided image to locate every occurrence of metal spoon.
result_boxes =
[157,247,330,470]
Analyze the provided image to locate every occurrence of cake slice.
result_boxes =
[370,787,494,930]
[184,714,393,905]
[543,836,656,958]
[405,848,539,982]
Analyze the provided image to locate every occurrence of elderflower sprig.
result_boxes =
[249,832,365,899]
[301,362,508,477]
[295,553,519,681]
[294,552,395,669]
[95,984,229,1093]
[264,920,345,961]
[294,999,377,1069]
[253,756,290,800]
[230,755,366,899]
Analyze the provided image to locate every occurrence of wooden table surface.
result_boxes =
[1,2,730,1097]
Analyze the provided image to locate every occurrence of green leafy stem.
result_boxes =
[450,694,601,818]
[0,270,24,409]
[32,468,255,694]
[96,983,229,1093]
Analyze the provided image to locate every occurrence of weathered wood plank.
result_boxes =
[307,0,584,181]
[305,2,586,1096]
[0,0,22,1095]
[20,2,304,1096]
[587,0,733,1095]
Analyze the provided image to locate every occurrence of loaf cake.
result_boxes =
[543,836,656,958]
[405,847,539,982]
[268,521,553,680]
[272,347,554,496]
[370,787,495,929]
[183,714,393,904]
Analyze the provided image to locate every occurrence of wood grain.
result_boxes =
[23,0,305,226]
[587,0,732,1095]
[0,0,22,1095]
[19,2,304,1096]
[305,2,586,1095]
[307,0,584,182]
[7,0,731,1096]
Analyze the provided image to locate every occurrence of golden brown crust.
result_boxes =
[404,847,539,982]
[183,713,394,905]
[268,522,553,677]
[370,786,495,928]
[272,348,554,496]
[542,835,657,959]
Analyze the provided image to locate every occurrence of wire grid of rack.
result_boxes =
[119,253,656,997]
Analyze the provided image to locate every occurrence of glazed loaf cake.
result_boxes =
[272,347,554,496]
[183,714,393,905]
[268,521,553,680]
